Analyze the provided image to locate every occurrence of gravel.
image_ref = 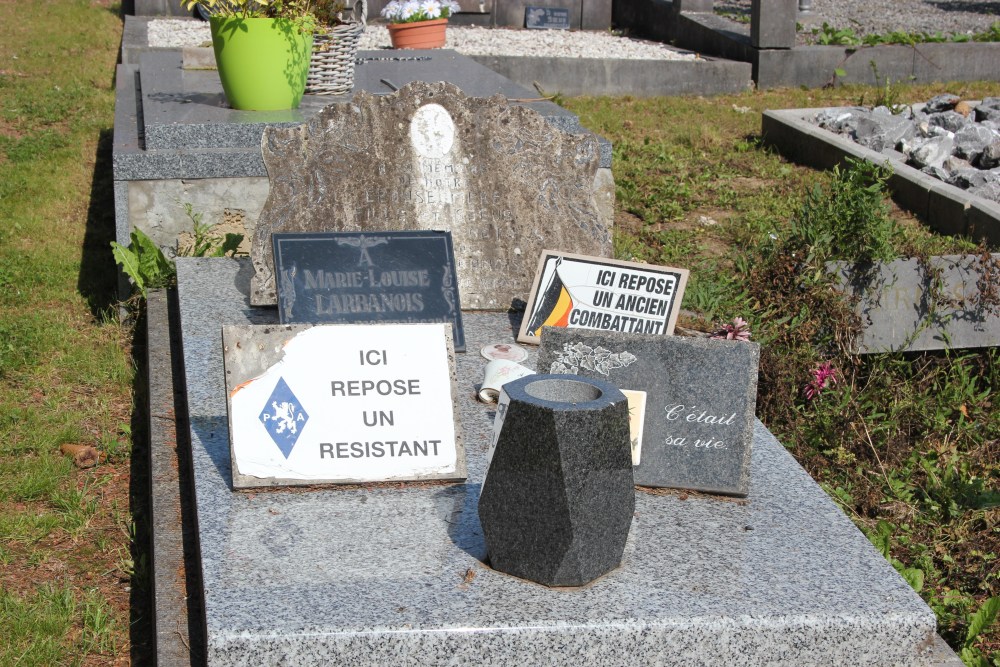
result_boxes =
[147,20,700,61]
[148,1,1000,59]
[717,0,1000,41]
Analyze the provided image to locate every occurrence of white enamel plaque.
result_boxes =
[223,323,465,488]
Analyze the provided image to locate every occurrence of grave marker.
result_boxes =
[834,254,1000,352]
[250,82,614,310]
[525,7,571,29]
[537,327,759,496]
[223,323,466,488]
[273,230,466,351]
[518,251,688,344]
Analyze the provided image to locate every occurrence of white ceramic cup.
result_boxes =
[478,359,535,403]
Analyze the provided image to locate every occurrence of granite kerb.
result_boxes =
[762,107,1000,247]
[611,4,1000,89]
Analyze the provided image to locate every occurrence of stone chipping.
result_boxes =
[813,97,1000,204]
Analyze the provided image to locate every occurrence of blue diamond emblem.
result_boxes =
[258,377,309,459]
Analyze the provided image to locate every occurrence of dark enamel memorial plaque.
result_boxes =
[273,231,466,351]
[525,6,571,29]
[538,327,760,496]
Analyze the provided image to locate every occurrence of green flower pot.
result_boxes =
[210,16,313,111]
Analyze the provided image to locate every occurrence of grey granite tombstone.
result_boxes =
[479,374,634,587]
[250,81,614,310]
[538,328,759,496]
[171,257,946,665]
[834,254,1000,352]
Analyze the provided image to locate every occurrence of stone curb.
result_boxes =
[761,108,999,247]
[146,288,206,667]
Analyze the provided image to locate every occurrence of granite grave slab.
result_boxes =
[835,254,1000,352]
[480,374,634,587]
[538,327,759,495]
[249,81,614,310]
[176,256,940,665]
[273,230,466,351]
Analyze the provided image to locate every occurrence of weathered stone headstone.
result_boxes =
[273,230,466,351]
[222,322,466,488]
[251,82,614,310]
[834,254,1000,352]
[538,327,759,496]
[479,374,634,587]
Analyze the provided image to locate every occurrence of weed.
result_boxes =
[805,21,1000,46]
[110,228,175,298]
[795,157,898,265]
[111,203,245,299]
[812,22,861,46]
[182,202,244,258]
[973,22,1000,43]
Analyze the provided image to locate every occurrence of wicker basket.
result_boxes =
[307,0,367,96]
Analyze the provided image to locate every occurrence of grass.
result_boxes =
[565,82,1000,663]
[0,0,137,664]
[1,1,997,664]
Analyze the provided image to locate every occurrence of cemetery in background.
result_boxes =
[0,0,998,665]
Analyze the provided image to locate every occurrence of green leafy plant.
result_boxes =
[183,203,244,259]
[812,22,861,46]
[972,22,1000,42]
[111,205,244,299]
[961,597,1000,666]
[789,156,898,267]
[110,229,175,299]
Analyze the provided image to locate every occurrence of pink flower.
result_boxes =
[804,362,838,401]
[711,317,751,342]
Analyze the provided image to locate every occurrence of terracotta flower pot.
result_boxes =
[387,18,447,49]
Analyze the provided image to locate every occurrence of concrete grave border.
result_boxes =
[761,107,1000,247]
[615,0,1000,90]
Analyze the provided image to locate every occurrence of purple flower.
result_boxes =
[711,317,751,342]
[804,362,838,401]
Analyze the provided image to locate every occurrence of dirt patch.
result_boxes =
[614,209,644,236]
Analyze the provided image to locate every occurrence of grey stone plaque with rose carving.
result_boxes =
[250,81,614,311]
[537,327,759,496]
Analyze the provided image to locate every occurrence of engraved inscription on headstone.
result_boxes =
[525,6,571,29]
[537,327,759,496]
[274,231,466,351]
[250,82,613,310]
[223,323,466,488]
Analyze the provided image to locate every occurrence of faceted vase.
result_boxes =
[387,18,448,49]
[478,375,635,587]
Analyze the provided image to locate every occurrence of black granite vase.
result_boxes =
[478,374,634,587]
